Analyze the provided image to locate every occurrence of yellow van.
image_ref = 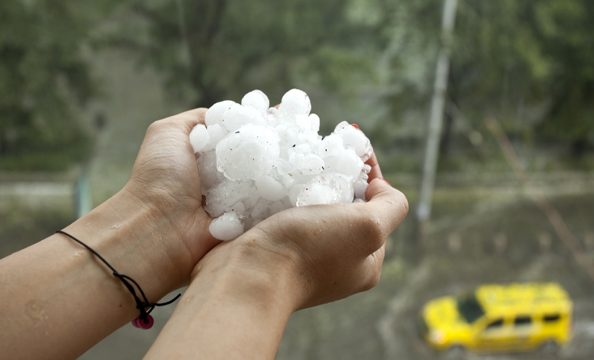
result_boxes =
[419,283,572,353]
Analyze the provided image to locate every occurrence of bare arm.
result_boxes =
[146,242,297,359]
[0,109,217,359]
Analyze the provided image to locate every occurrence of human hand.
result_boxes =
[0,109,223,360]
[121,109,218,288]
[192,153,408,310]
[147,146,407,359]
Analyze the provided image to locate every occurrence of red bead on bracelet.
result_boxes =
[131,314,154,329]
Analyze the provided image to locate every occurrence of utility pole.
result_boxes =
[416,0,458,252]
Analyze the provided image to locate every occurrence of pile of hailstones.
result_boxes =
[189,89,373,241]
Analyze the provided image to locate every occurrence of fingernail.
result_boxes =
[351,123,360,129]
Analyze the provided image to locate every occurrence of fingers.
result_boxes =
[365,150,383,182]
[161,108,207,133]
[354,245,386,292]
[363,178,409,238]
[365,245,386,290]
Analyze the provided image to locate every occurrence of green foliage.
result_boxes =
[112,0,386,111]
[2,0,593,172]
[102,0,593,169]
[0,0,118,171]
[451,0,594,153]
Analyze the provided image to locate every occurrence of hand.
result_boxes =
[147,150,408,359]
[193,153,408,310]
[121,108,218,287]
[0,109,221,360]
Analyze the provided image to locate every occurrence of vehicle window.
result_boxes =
[485,318,504,330]
[457,294,485,323]
[514,315,532,327]
[543,314,561,323]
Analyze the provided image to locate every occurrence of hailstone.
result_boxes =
[191,88,373,241]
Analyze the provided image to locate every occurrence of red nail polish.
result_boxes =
[351,123,360,129]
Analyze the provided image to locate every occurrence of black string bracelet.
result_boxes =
[56,230,181,329]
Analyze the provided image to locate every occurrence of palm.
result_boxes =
[126,109,216,270]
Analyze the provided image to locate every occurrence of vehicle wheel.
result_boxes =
[539,340,560,356]
[444,345,466,359]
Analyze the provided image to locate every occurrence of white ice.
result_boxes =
[191,89,373,241]
[208,211,244,241]
[189,124,209,153]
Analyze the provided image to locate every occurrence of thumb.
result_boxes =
[162,108,207,134]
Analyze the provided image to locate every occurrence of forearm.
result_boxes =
[0,188,187,359]
[146,241,299,359]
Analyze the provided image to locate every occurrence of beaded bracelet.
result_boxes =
[56,230,180,329]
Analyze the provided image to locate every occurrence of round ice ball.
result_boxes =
[334,121,372,159]
[209,211,244,241]
[205,100,235,126]
[205,180,254,218]
[295,183,336,206]
[215,124,280,181]
[255,175,285,201]
[295,174,354,206]
[323,148,364,180]
[221,103,264,132]
[189,124,210,153]
[241,90,270,114]
[280,88,311,116]
[203,123,227,152]
[197,150,223,191]
[354,178,369,200]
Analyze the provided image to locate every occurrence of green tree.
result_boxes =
[450,0,594,155]
[0,1,117,171]
[113,0,385,127]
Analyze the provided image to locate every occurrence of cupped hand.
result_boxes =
[247,177,407,309]
[194,150,408,310]
[123,109,218,282]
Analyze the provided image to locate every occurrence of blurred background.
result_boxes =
[1,0,593,359]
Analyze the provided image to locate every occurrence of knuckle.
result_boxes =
[147,119,165,132]
[358,212,383,245]
[386,187,409,215]
[187,108,208,123]
[397,190,410,215]
[361,280,374,292]
[350,214,384,254]
[362,269,381,291]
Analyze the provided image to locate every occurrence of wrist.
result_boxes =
[148,239,299,358]
[122,180,216,278]
[191,237,305,314]
[64,188,191,302]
